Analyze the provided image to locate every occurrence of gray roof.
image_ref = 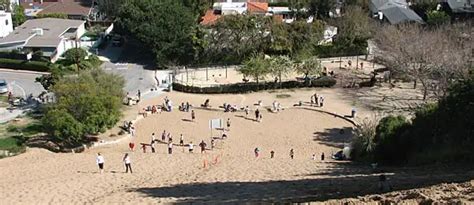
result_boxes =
[370,0,408,13]
[382,6,424,24]
[0,18,85,47]
[445,0,474,13]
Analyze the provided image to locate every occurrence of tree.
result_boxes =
[307,0,337,19]
[334,5,373,55]
[43,69,124,146]
[239,54,271,84]
[63,48,90,72]
[374,24,471,100]
[0,0,9,11]
[12,5,26,27]
[270,55,293,85]
[294,56,322,85]
[118,0,197,67]
[426,10,450,26]
[96,0,125,20]
[287,20,325,55]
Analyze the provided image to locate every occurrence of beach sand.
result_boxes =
[1,88,471,204]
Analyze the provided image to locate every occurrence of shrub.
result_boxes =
[172,77,336,94]
[0,58,52,72]
[268,2,289,7]
[373,115,410,163]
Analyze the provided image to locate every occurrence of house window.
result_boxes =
[5,20,8,26]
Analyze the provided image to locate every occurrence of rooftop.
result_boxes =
[0,18,85,47]
[20,0,92,16]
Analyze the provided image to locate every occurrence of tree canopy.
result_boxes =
[117,0,197,67]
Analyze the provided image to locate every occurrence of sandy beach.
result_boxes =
[1,88,472,204]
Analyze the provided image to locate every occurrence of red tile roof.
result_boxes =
[20,0,92,16]
[247,1,268,13]
[201,9,221,25]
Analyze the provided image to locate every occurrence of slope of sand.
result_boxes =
[0,88,472,204]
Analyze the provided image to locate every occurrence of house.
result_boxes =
[369,0,423,24]
[0,18,86,62]
[0,10,14,38]
[20,0,93,20]
[442,0,474,13]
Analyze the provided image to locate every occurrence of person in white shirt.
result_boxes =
[151,133,156,144]
[123,153,132,173]
[188,142,194,153]
[96,153,105,174]
[179,134,184,146]
[168,142,173,154]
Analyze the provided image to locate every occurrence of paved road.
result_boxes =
[0,70,46,98]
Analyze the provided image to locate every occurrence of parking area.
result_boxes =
[0,69,46,98]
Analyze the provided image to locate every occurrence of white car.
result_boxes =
[0,79,8,94]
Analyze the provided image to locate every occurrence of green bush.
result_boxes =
[173,76,336,94]
[0,137,26,155]
[268,2,289,7]
[0,58,52,72]
[374,115,410,164]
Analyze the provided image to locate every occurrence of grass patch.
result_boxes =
[276,94,292,98]
[0,95,8,108]
[0,136,26,155]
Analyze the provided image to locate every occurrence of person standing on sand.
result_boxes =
[226,118,231,130]
[189,141,194,153]
[321,152,325,161]
[179,134,184,146]
[96,153,105,174]
[168,142,173,154]
[245,106,249,118]
[290,149,294,159]
[191,110,196,122]
[162,130,166,142]
[259,113,263,123]
[254,147,260,157]
[270,150,275,158]
[211,138,216,150]
[255,109,260,122]
[151,133,156,144]
[199,140,207,153]
[151,140,156,153]
[129,142,135,151]
[123,153,132,173]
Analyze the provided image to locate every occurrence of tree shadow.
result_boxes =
[313,127,354,149]
[131,164,474,203]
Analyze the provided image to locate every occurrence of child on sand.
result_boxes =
[321,152,325,161]
[211,139,215,150]
[191,110,195,122]
[96,153,105,174]
[123,153,132,173]
[254,147,260,157]
[270,150,275,158]
[245,106,249,118]
[189,141,194,153]
[290,149,294,159]
[151,133,156,144]
[129,142,135,151]
[226,118,231,130]
[141,144,147,153]
[255,109,260,122]
[151,140,156,153]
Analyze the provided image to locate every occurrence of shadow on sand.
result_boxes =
[131,164,474,203]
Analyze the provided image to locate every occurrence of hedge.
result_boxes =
[0,58,52,72]
[173,76,337,94]
[268,2,289,7]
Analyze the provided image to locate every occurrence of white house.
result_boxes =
[0,10,13,38]
[0,18,86,62]
[213,0,248,15]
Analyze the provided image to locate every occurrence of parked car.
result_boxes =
[0,79,8,94]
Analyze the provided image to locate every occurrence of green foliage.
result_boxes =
[43,69,124,146]
[240,54,271,84]
[118,0,197,67]
[307,0,337,19]
[426,10,450,26]
[35,65,66,90]
[0,0,9,11]
[294,56,322,83]
[270,55,293,84]
[373,115,410,163]
[12,5,26,27]
[0,137,26,155]
[63,48,88,65]
[0,58,52,72]
[352,73,474,165]
[42,109,85,145]
[351,117,378,161]
[97,0,125,19]
[173,77,336,94]
[269,2,290,7]
[36,13,68,19]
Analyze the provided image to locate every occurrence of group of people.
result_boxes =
[252,148,326,161]
[179,102,192,112]
[310,93,325,107]
[95,152,132,174]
